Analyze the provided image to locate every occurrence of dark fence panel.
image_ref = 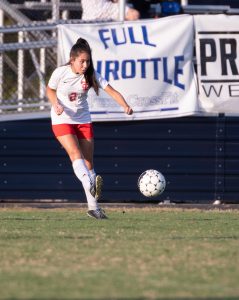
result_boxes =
[1,116,239,203]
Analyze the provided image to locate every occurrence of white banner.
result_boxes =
[58,15,198,121]
[195,14,239,115]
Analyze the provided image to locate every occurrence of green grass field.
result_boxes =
[0,206,238,300]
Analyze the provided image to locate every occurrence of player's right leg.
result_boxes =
[52,124,107,219]
[55,133,97,209]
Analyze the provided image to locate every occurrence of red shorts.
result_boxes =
[52,123,94,139]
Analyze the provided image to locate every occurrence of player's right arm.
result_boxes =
[46,86,64,115]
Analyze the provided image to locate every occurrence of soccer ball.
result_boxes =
[138,169,166,197]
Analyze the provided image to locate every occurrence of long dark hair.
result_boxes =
[67,37,99,95]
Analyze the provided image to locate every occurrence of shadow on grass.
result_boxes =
[0,217,86,221]
[0,235,93,240]
[165,236,239,240]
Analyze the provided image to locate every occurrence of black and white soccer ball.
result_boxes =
[138,169,166,197]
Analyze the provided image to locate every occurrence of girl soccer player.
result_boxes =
[46,38,133,219]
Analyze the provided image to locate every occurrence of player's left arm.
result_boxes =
[104,84,133,115]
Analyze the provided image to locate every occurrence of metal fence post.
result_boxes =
[119,0,125,21]
[17,30,24,111]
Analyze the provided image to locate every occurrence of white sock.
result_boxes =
[72,159,98,211]
[89,168,96,184]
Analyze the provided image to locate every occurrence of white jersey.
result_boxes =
[48,65,108,125]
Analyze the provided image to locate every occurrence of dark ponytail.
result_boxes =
[68,37,100,95]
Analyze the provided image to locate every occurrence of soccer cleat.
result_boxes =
[87,208,108,219]
[95,175,103,201]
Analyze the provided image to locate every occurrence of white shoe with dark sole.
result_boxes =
[87,208,108,219]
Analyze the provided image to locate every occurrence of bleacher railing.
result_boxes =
[0,22,58,120]
[0,0,84,121]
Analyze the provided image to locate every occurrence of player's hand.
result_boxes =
[124,106,133,115]
[53,102,64,115]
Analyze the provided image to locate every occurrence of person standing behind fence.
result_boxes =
[81,0,140,21]
[46,38,133,219]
